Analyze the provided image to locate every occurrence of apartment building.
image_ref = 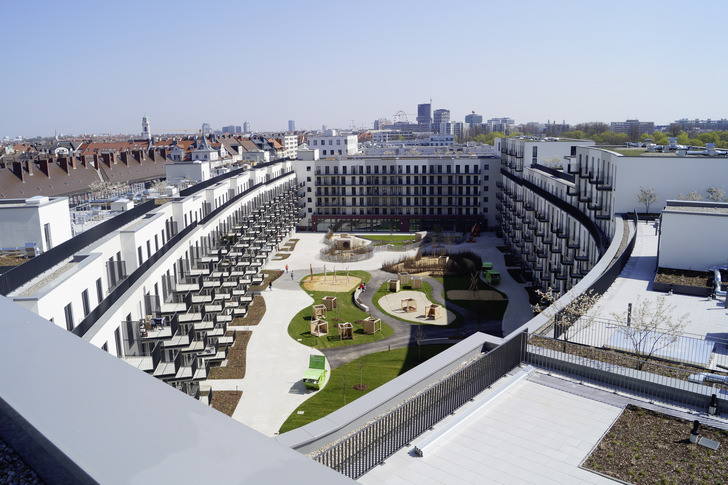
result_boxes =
[3,160,302,398]
[307,130,359,158]
[295,155,498,233]
[496,136,728,293]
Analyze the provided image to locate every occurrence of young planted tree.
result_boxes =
[611,296,689,370]
[414,325,426,361]
[533,287,601,345]
[706,187,727,203]
[637,186,658,214]
[677,191,702,201]
[354,354,368,391]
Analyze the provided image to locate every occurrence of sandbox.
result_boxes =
[302,274,361,293]
[377,290,455,326]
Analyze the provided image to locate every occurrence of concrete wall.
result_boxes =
[0,197,72,252]
[659,203,728,271]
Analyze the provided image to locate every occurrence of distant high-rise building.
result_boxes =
[243,122,251,133]
[452,122,465,140]
[235,125,242,134]
[373,119,391,130]
[222,125,236,134]
[487,117,515,134]
[465,112,483,125]
[288,120,296,132]
[417,103,431,125]
[322,125,327,131]
[201,123,211,135]
[433,109,450,133]
[141,115,151,141]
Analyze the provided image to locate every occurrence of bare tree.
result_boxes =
[533,288,601,345]
[676,191,702,201]
[150,178,168,195]
[611,296,689,370]
[415,325,426,361]
[354,354,368,391]
[637,186,658,214]
[706,187,726,203]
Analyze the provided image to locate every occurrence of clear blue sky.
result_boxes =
[3,0,727,138]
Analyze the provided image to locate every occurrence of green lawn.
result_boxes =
[288,271,394,349]
[278,345,451,433]
[358,234,417,246]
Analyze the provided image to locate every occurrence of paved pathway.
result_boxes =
[202,232,532,436]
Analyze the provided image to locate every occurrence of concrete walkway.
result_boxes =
[203,232,531,436]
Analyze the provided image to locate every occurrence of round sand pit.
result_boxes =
[446,290,505,301]
[302,274,361,293]
[377,290,455,326]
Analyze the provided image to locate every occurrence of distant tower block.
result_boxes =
[142,115,151,141]
[288,120,296,132]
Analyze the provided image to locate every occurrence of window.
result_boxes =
[64,303,74,331]
[154,235,159,252]
[307,176,311,182]
[484,175,489,181]
[44,223,52,250]
[96,278,103,303]
[307,197,312,203]
[137,246,143,265]
[313,140,317,146]
[337,139,341,145]
[115,327,122,356]
[81,289,90,317]
[306,165,311,171]
[146,240,151,259]
[328,140,333,145]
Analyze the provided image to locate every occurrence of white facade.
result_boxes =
[8,161,298,347]
[166,160,212,183]
[0,196,72,252]
[307,131,358,157]
[658,201,728,271]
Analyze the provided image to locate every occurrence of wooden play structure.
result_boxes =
[322,296,337,311]
[400,298,417,313]
[410,276,423,289]
[302,354,327,390]
[310,319,328,337]
[398,272,411,286]
[312,304,327,320]
[337,322,354,340]
[426,304,442,320]
[362,317,381,335]
[388,279,401,292]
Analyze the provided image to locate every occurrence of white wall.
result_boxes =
[659,205,728,271]
[0,196,72,252]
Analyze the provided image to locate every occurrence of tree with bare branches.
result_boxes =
[611,296,689,370]
[637,186,657,214]
[533,287,601,344]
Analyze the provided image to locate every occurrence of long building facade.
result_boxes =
[3,160,302,398]
[295,155,500,233]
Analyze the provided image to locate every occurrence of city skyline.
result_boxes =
[4,0,728,138]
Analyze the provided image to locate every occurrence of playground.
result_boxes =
[377,290,455,326]
[302,271,361,293]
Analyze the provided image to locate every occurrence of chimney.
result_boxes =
[59,157,70,174]
[24,160,33,176]
[103,153,114,168]
[160,148,167,159]
[39,158,50,178]
[12,161,24,182]
[67,156,75,169]
[92,154,100,169]
[121,151,130,165]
